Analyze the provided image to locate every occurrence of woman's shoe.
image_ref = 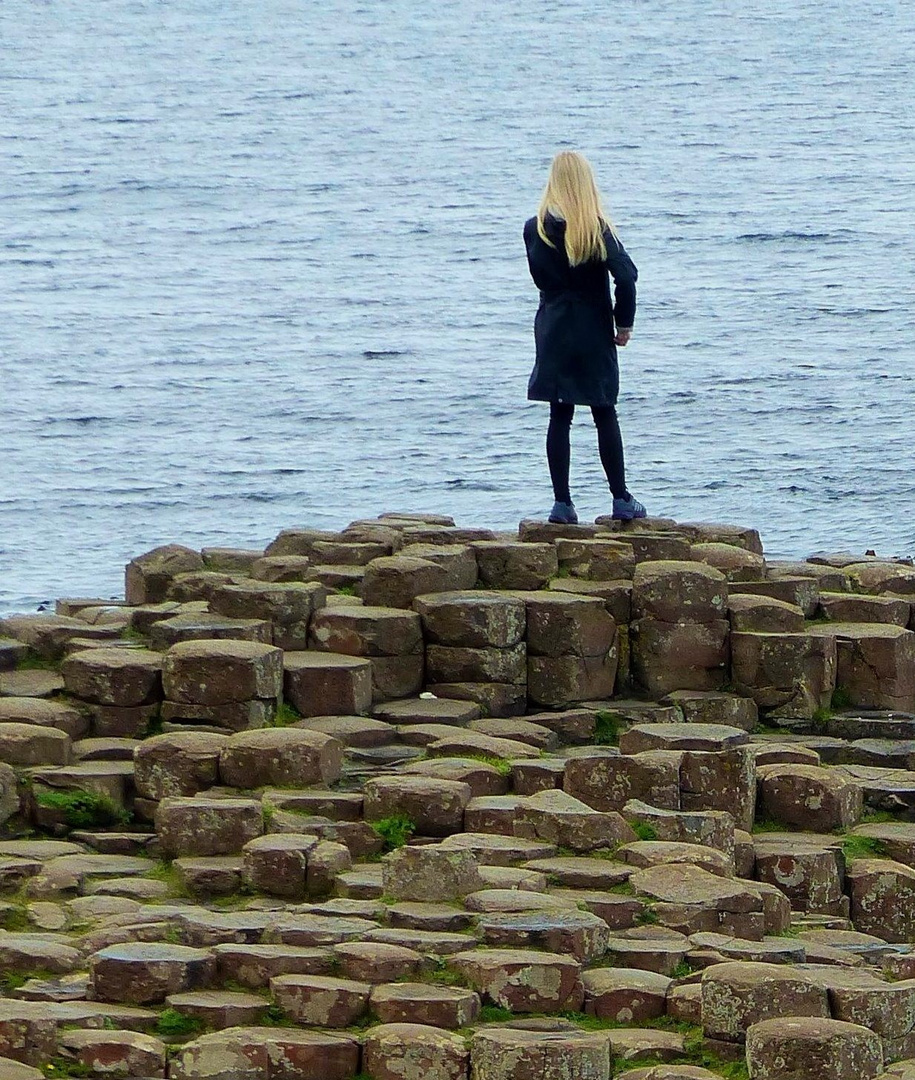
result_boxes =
[549,500,579,524]
[612,494,647,521]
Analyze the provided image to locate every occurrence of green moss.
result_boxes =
[479,1004,515,1023]
[634,906,659,926]
[811,706,832,727]
[428,959,471,988]
[0,971,29,994]
[594,710,622,746]
[260,1003,297,1027]
[370,813,416,851]
[860,810,896,824]
[144,710,164,737]
[671,960,693,979]
[0,905,31,933]
[751,818,785,834]
[33,788,130,828]
[459,753,513,776]
[630,821,657,842]
[42,1059,95,1079]
[831,686,852,710]
[14,654,58,672]
[155,1008,204,1040]
[841,833,886,862]
[335,584,359,597]
[268,702,303,728]
[144,860,190,899]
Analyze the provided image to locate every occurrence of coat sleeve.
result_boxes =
[605,232,638,329]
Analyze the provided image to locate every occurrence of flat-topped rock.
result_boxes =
[133,731,228,800]
[155,796,264,858]
[0,723,71,765]
[169,1027,359,1080]
[452,947,582,1012]
[219,726,343,788]
[373,696,481,725]
[746,1016,883,1079]
[619,722,748,754]
[60,648,163,707]
[283,650,373,717]
[438,832,556,865]
[363,1023,469,1080]
[89,942,216,1005]
[471,1027,610,1080]
[163,639,283,704]
[0,668,66,698]
[0,697,88,738]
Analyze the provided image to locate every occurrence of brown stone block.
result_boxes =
[364,1023,469,1080]
[471,1028,609,1080]
[163,640,283,705]
[745,1016,882,1079]
[631,618,729,696]
[730,630,837,718]
[361,556,451,609]
[414,591,526,648]
[680,746,757,833]
[632,560,728,623]
[452,948,583,1013]
[219,727,343,788]
[283,651,373,717]
[528,652,618,707]
[471,541,559,590]
[757,763,862,832]
[364,776,471,837]
[427,643,526,684]
[155,797,263,858]
[309,605,422,657]
[125,545,204,605]
[61,647,163,706]
[564,748,681,812]
[814,622,915,712]
[89,942,216,1005]
[701,961,830,1041]
[369,984,480,1029]
[134,731,228,800]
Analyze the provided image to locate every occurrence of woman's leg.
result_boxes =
[546,402,575,503]
[590,405,628,499]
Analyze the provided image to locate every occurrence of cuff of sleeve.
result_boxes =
[616,327,633,332]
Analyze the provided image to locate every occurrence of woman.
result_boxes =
[524,151,646,524]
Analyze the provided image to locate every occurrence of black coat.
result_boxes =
[524,214,638,407]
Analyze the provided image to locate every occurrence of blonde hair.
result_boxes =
[537,151,616,266]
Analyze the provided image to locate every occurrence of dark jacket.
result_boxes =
[524,213,638,407]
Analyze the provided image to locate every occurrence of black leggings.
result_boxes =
[547,401,627,504]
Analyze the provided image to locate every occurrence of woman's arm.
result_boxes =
[605,232,638,339]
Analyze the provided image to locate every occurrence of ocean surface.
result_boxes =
[2,0,914,613]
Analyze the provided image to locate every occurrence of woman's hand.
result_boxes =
[615,329,632,347]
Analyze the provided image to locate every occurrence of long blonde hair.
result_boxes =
[537,151,615,266]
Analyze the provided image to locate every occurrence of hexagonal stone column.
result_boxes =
[89,943,216,1005]
[284,652,373,717]
[745,1017,883,1079]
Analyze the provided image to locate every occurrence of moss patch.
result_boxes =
[33,788,130,828]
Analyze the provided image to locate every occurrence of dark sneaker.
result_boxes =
[612,494,647,521]
[548,500,578,524]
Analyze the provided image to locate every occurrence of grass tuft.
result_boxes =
[155,1008,204,1040]
[33,788,130,828]
[594,710,622,746]
[370,813,416,851]
[479,1004,515,1023]
[630,821,658,842]
[268,702,304,728]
